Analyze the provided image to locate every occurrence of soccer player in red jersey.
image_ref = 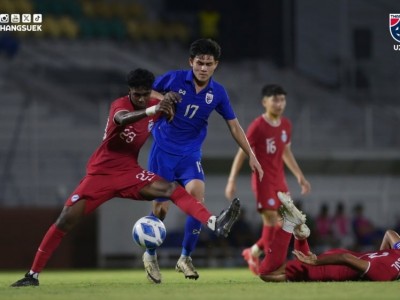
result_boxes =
[225,84,311,275]
[10,68,241,287]
[259,192,400,282]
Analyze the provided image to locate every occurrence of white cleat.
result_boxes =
[293,224,311,240]
[143,253,162,284]
[277,192,306,225]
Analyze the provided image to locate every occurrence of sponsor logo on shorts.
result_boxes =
[71,194,80,202]
[267,198,276,207]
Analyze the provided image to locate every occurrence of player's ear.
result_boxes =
[189,58,194,67]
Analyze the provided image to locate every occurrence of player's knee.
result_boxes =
[55,206,83,232]
[163,181,179,197]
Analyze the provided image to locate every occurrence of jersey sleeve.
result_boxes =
[214,87,236,120]
[153,71,176,93]
[110,99,129,124]
[283,118,292,145]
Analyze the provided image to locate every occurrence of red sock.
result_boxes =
[294,238,310,254]
[259,228,292,275]
[169,186,212,224]
[31,224,66,273]
[262,225,277,250]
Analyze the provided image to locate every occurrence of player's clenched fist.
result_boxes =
[157,100,175,122]
[163,91,182,104]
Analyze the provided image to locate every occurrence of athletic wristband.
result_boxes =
[393,241,400,249]
[145,105,157,116]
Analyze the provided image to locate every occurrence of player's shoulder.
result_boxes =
[281,116,292,127]
[112,95,130,104]
[161,69,187,79]
[251,115,265,124]
[209,77,227,92]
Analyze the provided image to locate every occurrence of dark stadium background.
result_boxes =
[1,0,400,270]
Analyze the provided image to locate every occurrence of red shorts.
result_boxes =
[251,175,288,211]
[65,166,162,215]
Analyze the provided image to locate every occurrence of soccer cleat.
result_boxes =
[175,256,199,280]
[215,198,241,237]
[143,253,162,284]
[10,272,39,287]
[277,192,306,225]
[242,248,260,275]
[293,224,311,240]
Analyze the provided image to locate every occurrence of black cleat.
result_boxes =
[10,272,39,287]
[215,198,241,237]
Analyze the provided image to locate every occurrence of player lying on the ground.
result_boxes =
[258,192,400,282]
[10,68,241,287]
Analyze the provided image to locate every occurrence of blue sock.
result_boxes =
[146,211,158,256]
[181,216,202,256]
[146,248,156,256]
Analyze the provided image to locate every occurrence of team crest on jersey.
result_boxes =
[148,120,154,132]
[389,14,400,43]
[205,93,213,104]
[281,130,288,143]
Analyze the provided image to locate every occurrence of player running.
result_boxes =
[258,192,400,282]
[10,68,241,287]
[143,38,263,282]
[225,84,310,275]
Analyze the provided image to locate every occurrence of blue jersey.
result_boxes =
[152,70,236,154]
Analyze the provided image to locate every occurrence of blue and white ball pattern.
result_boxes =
[132,216,166,249]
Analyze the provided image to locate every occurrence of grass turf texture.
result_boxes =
[1,268,398,300]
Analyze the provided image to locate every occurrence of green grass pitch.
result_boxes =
[0,268,398,300]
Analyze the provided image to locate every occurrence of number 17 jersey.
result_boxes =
[151,70,236,155]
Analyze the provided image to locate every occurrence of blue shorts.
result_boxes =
[148,142,204,201]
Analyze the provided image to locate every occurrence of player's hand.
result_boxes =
[163,91,182,104]
[249,155,264,181]
[225,180,236,200]
[157,101,175,122]
[298,177,311,195]
[292,250,318,265]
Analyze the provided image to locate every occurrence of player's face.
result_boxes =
[129,88,151,110]
[263,94,286,117]
[189,55,219,85]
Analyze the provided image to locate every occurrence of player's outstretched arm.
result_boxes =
[283,144,311,195]
[293,250,369,273]
[226,118,264,181]
[114,101,175,125]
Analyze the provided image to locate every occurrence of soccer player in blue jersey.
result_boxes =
[142,38,264,283]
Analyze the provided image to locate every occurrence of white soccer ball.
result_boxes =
[132,216,167,249]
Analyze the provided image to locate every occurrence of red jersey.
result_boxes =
[87,96,159,175]
[285,248,400,281]
[246,115,291,209]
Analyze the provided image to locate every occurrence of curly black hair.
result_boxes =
[126,68,155,89]
[189,38,221,60]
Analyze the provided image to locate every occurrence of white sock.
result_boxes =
[29,270,39,279]
[207,216,216,231]
[282,219,296,233]
[143,252,157,261]
[251,244,262,257]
